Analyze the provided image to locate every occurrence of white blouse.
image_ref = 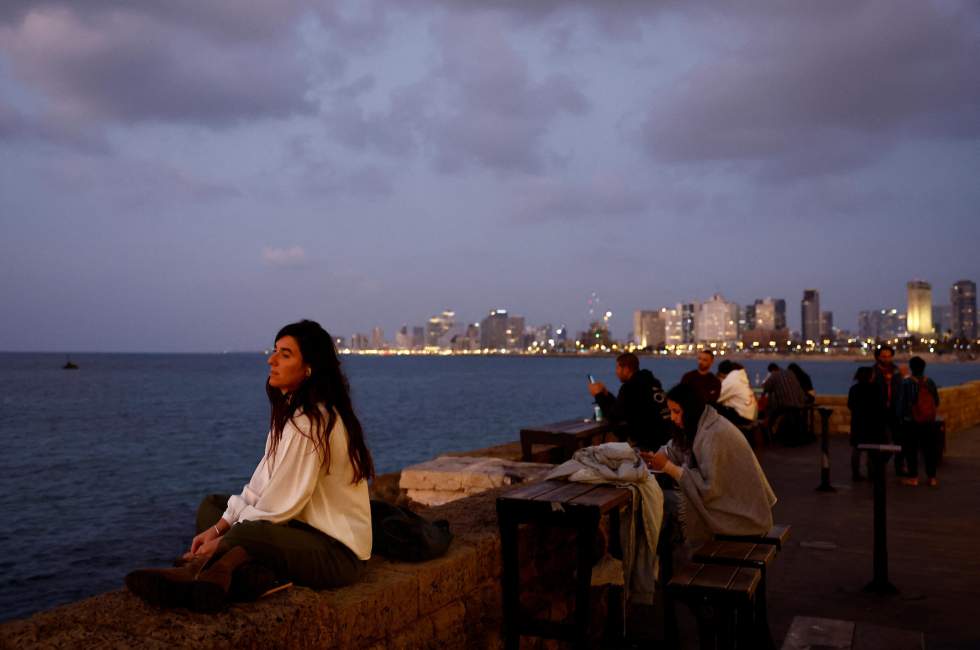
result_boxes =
[221,406,372,560]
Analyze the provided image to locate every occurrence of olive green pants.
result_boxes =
[197,494,365,589]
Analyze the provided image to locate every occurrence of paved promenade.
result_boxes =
[758,424,980,650]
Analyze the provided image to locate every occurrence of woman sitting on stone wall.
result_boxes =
[126,319,375,612]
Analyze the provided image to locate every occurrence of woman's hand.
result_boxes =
[640,450,669,471]
[188,520,227,557]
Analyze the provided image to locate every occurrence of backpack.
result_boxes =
[370,499,453,562]
[911,378,936,423]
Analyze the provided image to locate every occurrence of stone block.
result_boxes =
[456,530,502,583]
[429,600,467,648]
[314,560,420,648]
[400,457,552,506]
[386,539,480,617]
[385,617,435,650]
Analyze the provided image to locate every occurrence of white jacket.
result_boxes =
[718,368,758,421]
[222,407,372,560]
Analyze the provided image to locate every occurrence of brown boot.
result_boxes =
[126,554,209,608]
[189,546,252,613]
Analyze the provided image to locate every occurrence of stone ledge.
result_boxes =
[0,488,512,650]
[400,456,553,506]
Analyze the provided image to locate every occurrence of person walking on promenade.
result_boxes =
[126,319,375,612]
[871,344,906,475]
[898,356,941,487]
[588,352,671,450]
[715,360,758,427]
[681,350,721,405]
[762,363,808,444]
[847,366,883,481]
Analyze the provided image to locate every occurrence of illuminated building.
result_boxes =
[633,310,667,348]
[695,294,738,344]
[906,280,933,335]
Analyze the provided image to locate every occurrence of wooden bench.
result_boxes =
[694,540,779,650]
[715,523,792,550]
[666,562,762,650]
[496,480,632,650]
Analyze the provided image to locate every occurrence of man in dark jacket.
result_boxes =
[871,344,906,475]
[588,353,670,450]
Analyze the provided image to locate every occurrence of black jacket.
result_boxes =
[594,369,671,451]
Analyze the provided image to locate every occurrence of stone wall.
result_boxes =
[0,490,508,649]
[814,380,980,447]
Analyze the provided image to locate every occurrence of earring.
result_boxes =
[306,368,312,377]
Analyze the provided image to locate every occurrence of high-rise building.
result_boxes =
[350,333,370,350]
[907,280,933,335]
[773,299,787,330]
[480,309,510,350]
[664,306,683,346]
[681,303,695,344]
[506,315,526,350]
[412,326,425,349]
[743,303,756,331]
[425,310,456,349]
[370,327,385,350]
[819,311,833,340]
[755,299,776,331]
[932,305,953,336]
[861,308,906,340]
[801,290,820,344]
[951,280,977,340]
[394,325,412,349]
[695,294,738,343]
[633,310,667,348]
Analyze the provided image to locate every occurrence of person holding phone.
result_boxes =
[587,353,670,450]
[640,383,776,549]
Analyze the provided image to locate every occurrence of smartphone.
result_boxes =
[587,374,596,384]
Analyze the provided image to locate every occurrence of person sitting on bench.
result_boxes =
[715,360,758,428]
[641,383,777,554]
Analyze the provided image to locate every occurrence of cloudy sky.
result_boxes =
[1,1,978,351]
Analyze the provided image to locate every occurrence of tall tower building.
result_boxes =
[480,309,510,350]
[801,290,820,344]
[820,311,834,340]
[906,280,933,335]
[950,280,977,340]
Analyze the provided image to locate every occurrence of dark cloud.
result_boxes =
[422,11,589,174]
[0,6,315,128]
[640,1,980,180]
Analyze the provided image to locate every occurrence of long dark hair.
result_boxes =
[266,319,375,483]
[666,382,706,450]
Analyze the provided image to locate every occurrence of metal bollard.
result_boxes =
[815,407,836,492]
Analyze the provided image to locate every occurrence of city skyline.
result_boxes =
[2,2,979,352]
[346,277,977,353]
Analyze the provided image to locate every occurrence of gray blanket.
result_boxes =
[546,442,663,606]
[662,406,777,547]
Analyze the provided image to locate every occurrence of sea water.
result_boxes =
[1,352,978,621]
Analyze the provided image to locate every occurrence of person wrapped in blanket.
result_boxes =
[640,382,776,555]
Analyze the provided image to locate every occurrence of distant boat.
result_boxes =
[63,356,78,370]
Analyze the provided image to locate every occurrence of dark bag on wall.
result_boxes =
[370,499,453,562]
